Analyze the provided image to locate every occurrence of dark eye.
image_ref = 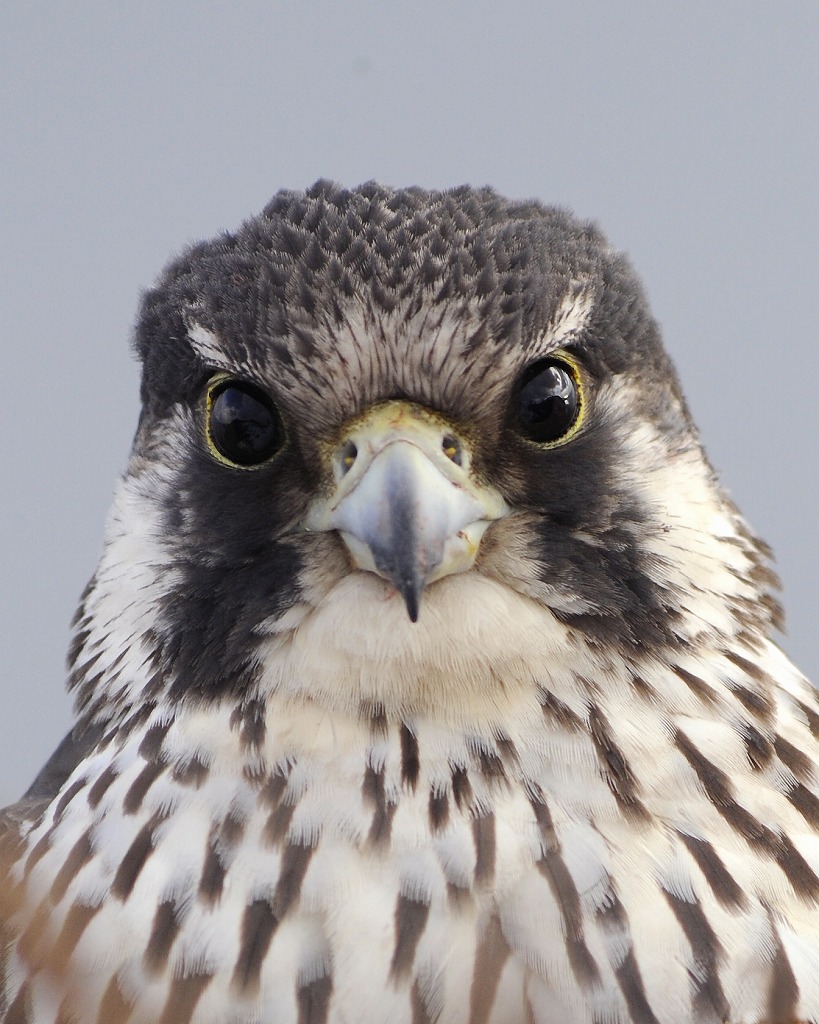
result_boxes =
[206,378,284,467]
[514,357,583,445]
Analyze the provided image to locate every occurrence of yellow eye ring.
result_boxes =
[512,350,585,447]
[204,373,284,469]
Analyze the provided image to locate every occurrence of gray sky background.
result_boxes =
[1,3,817,805]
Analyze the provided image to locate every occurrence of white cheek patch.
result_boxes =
[604,381,766,632]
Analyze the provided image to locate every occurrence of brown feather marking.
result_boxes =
[17,902,50,966]
[597,889,660,1024]
[158,971,213,1024]
[23,834,52,877]
[230,699,267,753]
[144,900,181,974]
[111,814,163,900]
[199,832,227,904]
[363,762,396,848]
[138,720,173,762]
[451,766,473,811]
[123,760,167,815]
[674,667,718,707]
[50,830,93,903]
[260,768,290,809]
[472,813,496,886]
[775,734,815,782]
[274,841,314,917]
[676,730,819,900]
[400,723,420,792]
[530,787,601,988]
[741,723,774,771]
[389,892,431,982]
[53,778,87,823]
[4,982,31,1024]
[171,755,209,789]
[539,690,583,730]
[676,833,748,910]
[663,890,728,1021]
[233,898,279,994]
[468,914,510,1024]
[794,699,819,741]
[411,979,433,1024]
[87,765,119,808]
[786,782,819,828]
[587,704,647,819]
[95,974,132,1024]
[428,787,449,834]
[51,902,101,968]
[767,919,800,1023]
[297,974,333,1024]
[264,801,296,848]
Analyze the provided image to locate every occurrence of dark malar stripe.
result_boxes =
[663,890,728,1021]
[468,913,510,1024]
[389,892,431,982]
[676,833,747,910]
[233,898,279,994]
[158,971,213,1024]
[297,974,332,1024]
[144,900,181,974]
[400,723,420,792]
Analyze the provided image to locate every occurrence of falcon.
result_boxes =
[2,181,818,1024]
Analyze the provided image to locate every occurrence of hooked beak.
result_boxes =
[305,402,508,621]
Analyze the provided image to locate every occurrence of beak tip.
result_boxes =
[400,583,421,623]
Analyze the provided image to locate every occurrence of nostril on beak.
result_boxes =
[339,441,358,476]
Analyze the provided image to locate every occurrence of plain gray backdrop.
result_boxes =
[1,3,817,805]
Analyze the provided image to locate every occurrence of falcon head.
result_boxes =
[69,181,779,730]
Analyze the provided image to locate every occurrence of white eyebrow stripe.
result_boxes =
[540,285,595,352]
[185,321,237,371]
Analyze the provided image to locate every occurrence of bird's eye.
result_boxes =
[205,377,284,468]
[513,356,584,445]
